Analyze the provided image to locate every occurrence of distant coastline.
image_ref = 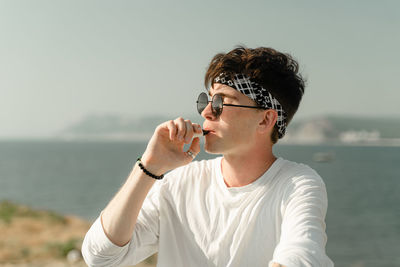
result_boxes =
[1,137,400,147]
[57,114,400,146]
[1,114,400,146]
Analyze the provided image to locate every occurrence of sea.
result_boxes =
[0,140,399,267]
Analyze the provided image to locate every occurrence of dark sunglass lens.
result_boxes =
[212,94,223,117]
[197,93,209,114]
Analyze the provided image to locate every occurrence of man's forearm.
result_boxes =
[96,118,201,248]
[271,263,286,267]
[101,162,157,247]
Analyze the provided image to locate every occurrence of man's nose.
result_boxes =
[201,102,216,121]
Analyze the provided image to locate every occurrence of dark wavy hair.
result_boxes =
[204,45,305,143]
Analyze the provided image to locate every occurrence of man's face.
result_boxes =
[202,83,264,155]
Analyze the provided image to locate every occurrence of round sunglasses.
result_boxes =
[196,92,265,117]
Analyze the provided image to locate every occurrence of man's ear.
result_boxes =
[258,109,278,134]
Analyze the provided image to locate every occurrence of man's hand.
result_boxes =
[141,117,202,175]
[99,117,202,247]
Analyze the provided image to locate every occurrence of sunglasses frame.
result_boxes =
[196,92,265,117]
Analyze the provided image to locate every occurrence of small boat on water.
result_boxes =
[313,152,335,162]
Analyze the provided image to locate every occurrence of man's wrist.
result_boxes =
[137,158,164,180]
[138,156,166,177]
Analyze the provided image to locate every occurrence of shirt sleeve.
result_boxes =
[82,179,163,267]
[268,171,334,267]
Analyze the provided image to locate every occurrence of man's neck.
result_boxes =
[221,149,277,188]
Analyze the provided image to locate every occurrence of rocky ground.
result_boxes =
[0,201,156,267]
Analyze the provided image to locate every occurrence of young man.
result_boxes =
[82,46,334,266]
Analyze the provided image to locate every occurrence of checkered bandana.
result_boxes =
[214,73,287,138]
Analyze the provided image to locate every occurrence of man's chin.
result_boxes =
[204,142,224,155]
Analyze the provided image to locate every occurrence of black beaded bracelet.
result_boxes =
[137,158,164,180]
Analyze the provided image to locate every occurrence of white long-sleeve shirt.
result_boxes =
[82,157,334,267]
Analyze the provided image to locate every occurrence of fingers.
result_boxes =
[166,120,176,141]
[158,117,203,146]
[168,118,202,144]
[184,120,203,144]
[193,123,202,134]
[173,117,184,142]
[184,120,193,143]
[164,118,185,142]
[150,118,202,168]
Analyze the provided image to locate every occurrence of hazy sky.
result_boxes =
[1,0,399,138]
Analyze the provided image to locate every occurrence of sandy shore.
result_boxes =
[0,201,156,267]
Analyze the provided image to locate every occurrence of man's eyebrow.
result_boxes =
[208,90,238,100]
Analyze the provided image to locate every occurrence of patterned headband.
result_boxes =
[214,73,287,138]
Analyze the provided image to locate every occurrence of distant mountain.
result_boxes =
[56,114,400,145]
[283,115,400,145]
[56,114,200,141]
